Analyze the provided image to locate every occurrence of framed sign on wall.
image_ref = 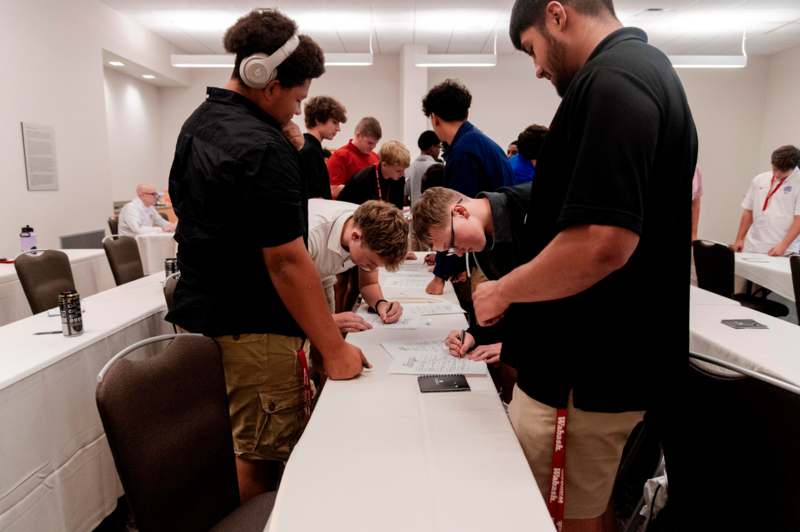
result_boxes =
[21,122,59,191]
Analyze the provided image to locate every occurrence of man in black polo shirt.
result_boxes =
[167,9,368,503]
[474,0,697,528]
[299,95,347,199]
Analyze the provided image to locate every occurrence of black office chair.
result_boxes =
[14,249,76,314]
[107,216,119,235]
[103,235,144,285]
[96,334,275,532]
[790,255,800,324]
[692,240,789,317]
[657,352,800,530]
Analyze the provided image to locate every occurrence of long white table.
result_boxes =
[267,260,554,532]
[0,250,115,327]
[135,233,177,275]
[690,297,800,387]
[690,285,741,307]
[734,252,794,302]
[0,273,171,532]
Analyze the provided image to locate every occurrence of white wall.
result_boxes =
[760,45,800,164]
[158,55,403,177]
[0,0,186,258]
[104,67,164,201]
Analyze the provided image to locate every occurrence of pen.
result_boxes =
[34,330,63,335]
[458,329,466,357]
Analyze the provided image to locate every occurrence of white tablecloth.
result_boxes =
[689,285,741,307]
[690,303,800,387]
[0,274,171,532]
[266,259,554,532]
[135,233,177,275]
[0,250,115,327]
[734,252,794,301]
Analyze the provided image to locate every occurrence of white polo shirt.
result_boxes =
[742,167,800,254]
[118,197,169,236]
[308,199,358,309]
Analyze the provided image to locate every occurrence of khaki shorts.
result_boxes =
[509,385,643,519]
[216,333,310,462]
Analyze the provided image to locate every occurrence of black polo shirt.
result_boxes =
[166,87,308,337]
[507,28,698,412]
[336,164,405,209]
[299,133,332,199]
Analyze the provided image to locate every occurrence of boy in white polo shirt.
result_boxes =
[733,145,800,256]
[308,198,408,332]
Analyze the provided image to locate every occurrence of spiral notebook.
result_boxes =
[418,374,470,393]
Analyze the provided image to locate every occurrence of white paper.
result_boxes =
[382,340,488,375]
[404,302,465,316]
[379,275,433,290]
[356,308,427,329]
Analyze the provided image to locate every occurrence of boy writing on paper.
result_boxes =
[308,199,409,330]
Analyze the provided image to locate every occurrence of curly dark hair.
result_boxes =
[417,130,440,151]
[517,124,548,160]
[771,145,800,172]
[422,79,471,122]
[223,9,325,88]
[304,96,347,129]
[509,0,616,50]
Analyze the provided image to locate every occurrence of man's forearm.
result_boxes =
[735,211,753,242]
[265,240,345,354]
[497,225,639,304]
[358,271,384,308]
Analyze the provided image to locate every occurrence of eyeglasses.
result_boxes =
[445,199,463,256]
[142,192,159,197]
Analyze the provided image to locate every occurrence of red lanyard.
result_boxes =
[374,165,383,201]
[762,175,787,211]
[548,408,568,530]
[296,345,312,418]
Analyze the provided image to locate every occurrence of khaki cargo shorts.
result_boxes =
[509,385,643,519]
[216,333,310,462]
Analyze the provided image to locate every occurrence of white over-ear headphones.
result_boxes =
[239,34,301,89]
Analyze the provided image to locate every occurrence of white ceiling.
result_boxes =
[101,0,800,57]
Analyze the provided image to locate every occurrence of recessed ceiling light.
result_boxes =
[108,61,125,67]
[645,7,666,12]
[141,74,156,79]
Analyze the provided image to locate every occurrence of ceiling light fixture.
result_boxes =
[415,33,498,68]
[669,31,748,69]
[108,61,125,67]
[142,74,156,79]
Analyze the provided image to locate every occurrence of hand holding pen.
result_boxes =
[445,329,475,358]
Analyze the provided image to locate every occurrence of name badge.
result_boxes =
[784,186,793,193]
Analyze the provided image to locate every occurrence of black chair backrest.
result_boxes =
[103,235,144,285]
[661,353,800,530]
[14,250,76,314]
[790,255,800,322]
[96,334,240,532]
[692,240,735,297]
[107,216,119,235]
[163,272,180,312]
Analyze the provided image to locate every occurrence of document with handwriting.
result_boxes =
[382,340,487,375]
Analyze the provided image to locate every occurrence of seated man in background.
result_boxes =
[412,184,531,402]
[405,130,442,206]
[336,140,410,209]
[118,184,175,235]
[327,116,382,195]
[732,144,800,256]
[509,124,548,185]
[300,95,347,199]
[309,198,408,331]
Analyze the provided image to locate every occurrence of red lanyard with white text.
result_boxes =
[374,165,383,201]
[548,408,568,531]
[762,175,788,211]
[296,343,312,418]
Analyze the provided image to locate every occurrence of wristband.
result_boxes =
[372,299,388,313]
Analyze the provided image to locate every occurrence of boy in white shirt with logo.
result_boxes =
[732,145,800,256]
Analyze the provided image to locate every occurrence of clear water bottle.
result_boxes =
[20,225,37,252]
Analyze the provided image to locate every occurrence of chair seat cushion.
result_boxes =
[210,491,276,532]
[733,294,790,317]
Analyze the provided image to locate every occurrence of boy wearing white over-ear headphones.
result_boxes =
[165,8,369,504]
